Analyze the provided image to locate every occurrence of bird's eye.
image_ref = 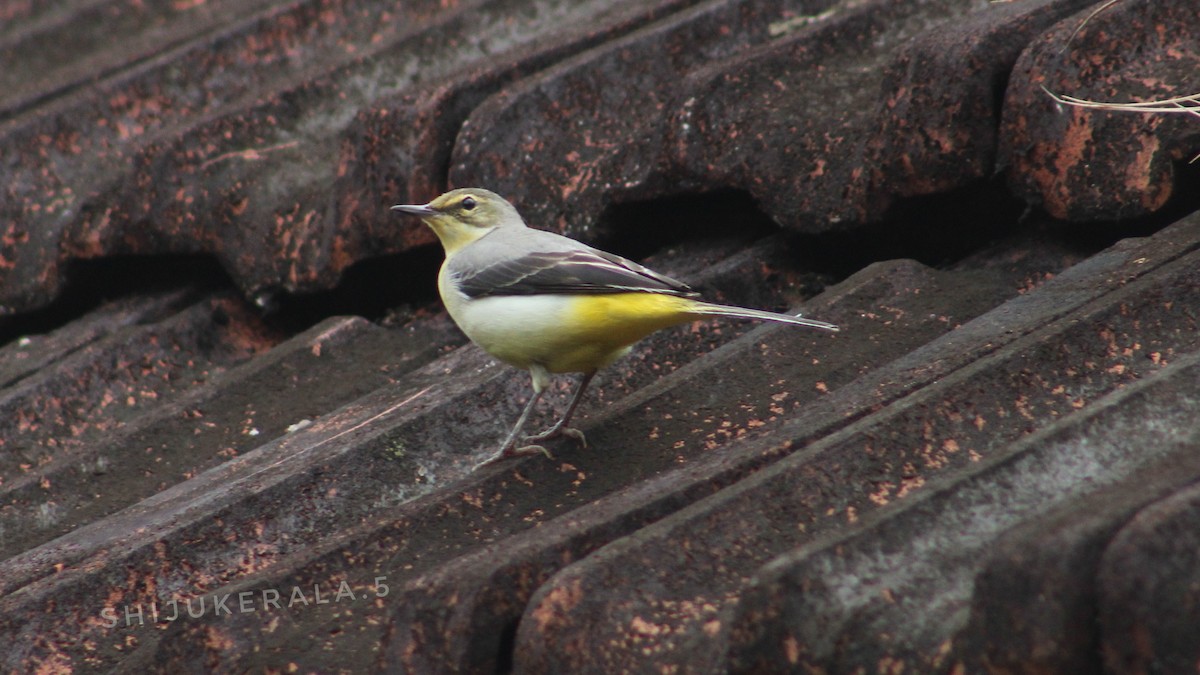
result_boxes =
[461,196,477,211]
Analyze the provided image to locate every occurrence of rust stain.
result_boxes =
[531,579,584,634]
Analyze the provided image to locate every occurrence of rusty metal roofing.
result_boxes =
[2,0,1199,672]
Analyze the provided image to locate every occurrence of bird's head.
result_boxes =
[391,188,524,254]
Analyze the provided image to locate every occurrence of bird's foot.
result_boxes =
[472,427,588,471]
[472,443,553,471]
[524,425,587,449]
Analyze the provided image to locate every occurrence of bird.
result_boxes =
[391,188,838,468]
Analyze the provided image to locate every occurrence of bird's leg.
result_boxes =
[474,366,559,469]
[473,387,549,469]
[523,371,595,448]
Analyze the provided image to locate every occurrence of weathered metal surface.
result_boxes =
[0,346,501,671]
[958,449,1200,674]
[1,0,1199,671]
[862,0,1099,203]
[373,259,1041,673]
[132,261,930,669]
[134,227,1079,671]
[0,294,276,478]
[724,350,1200,674]
[1097,481,1200,674]
[336,0,699,248]
[451,0,1099,237]
[0,288,197,389]
[0,0,280,119]
[512,213,1200,673]
[666,0,1101,230]
[0,0,694,315]
[130,237,841,671]
[0,313,463,560]
[0,236,819,671]
[1000,0,1200,221]
[451,0,805,239]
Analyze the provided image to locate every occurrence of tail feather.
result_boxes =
[688,301,839,332]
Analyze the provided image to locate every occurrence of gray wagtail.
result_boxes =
[392,188,838,468]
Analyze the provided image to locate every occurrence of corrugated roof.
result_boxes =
[2,0,1198,672]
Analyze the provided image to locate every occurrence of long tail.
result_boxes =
[686,300,839,332]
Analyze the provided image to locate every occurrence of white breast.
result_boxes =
[439,264,575,369]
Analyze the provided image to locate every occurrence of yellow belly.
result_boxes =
[449,291,696,374]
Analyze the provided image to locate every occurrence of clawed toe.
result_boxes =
[515,443,553,459]
[559,426,587,448]
[472,443,553,471]
[525,426,587,448]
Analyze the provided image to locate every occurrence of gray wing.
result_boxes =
[449,229,697,299]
